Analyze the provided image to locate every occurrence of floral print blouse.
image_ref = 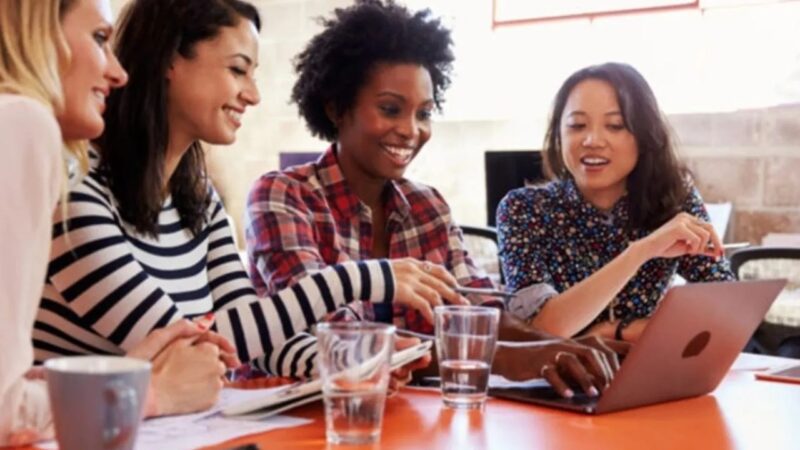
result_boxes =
[496,178,735,327]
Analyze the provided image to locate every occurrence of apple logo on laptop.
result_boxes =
[682,331,711,358]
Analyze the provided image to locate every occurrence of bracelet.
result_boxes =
[615,316,635,341]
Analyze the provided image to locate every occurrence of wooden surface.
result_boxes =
[206,353,800,450]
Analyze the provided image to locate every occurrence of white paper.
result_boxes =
[38,387,314,450]
[488,374,551,389]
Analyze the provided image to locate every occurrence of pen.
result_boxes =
[454,286,517,299]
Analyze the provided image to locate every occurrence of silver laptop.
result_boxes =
[489,279,787,414]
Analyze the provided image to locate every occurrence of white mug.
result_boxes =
[44,356,151,450]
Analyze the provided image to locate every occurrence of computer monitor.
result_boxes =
[485,150,545,226]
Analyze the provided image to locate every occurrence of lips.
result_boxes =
[223,106,244,126]
[381,144,415,166]
[580,155,610,167]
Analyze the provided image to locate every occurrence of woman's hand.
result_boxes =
[390,258,469,324]
[636,212,723,260]
[494,340,616,399]
[128,317,240,417]
[388,336,431,396]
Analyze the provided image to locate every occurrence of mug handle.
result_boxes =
[103,380,139,449]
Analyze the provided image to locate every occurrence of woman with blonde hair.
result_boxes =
[0,0,237,445]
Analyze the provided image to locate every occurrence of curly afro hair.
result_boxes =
[291,0,454,141]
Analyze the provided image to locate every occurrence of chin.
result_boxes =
[203,132,237,146]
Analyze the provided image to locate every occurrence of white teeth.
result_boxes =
[223,107,242,122]
[384,145,413,162]
[581,156,609,166]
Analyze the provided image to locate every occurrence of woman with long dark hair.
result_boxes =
[498,62,735,342]
[1,0,243,444]
[34,0,443,383]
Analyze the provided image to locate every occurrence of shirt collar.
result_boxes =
[562,178,629,224]
[315,145,411,221]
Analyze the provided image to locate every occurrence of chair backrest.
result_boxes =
[730,247,800,287]
[460,225,503,286]
[729,246,800,327]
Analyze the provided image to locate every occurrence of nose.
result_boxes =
[106,52,128,88]
[581,126,607,148]
[240,77,260,106]
[395,113,420,143]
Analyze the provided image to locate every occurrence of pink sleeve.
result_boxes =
[0,95,62,444]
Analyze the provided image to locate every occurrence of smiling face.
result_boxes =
[560,78,639,209]
[166,17,260,147]
[336,63,434,183]
[57,0,128,140]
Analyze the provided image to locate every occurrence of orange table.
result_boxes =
[208,353,799,450]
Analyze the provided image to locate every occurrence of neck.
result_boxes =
[336,143,387,209]
[579,184,626,212]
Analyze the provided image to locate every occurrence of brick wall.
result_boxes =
[674,104,800,244]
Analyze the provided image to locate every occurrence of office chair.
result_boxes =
[460,225,504,286]
[730,247,800,358]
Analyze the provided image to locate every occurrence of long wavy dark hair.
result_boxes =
[542,62,690,231]
[93,0,260,237]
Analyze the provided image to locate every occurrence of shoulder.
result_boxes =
[395,178,451,214]
[498,182,561,217]
[249,167,314,202]
[0,94,61,153]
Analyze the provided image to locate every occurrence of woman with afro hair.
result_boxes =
[246,0,620,398]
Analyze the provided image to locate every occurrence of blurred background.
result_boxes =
[111,0,800,247]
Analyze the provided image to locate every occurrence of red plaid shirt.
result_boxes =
[245,146,492,333]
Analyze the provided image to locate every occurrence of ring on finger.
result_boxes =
[554,351,569,364]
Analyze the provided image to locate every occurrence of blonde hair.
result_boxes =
[0,0,90,179]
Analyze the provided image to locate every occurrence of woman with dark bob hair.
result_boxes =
[498,62,735,342]
[34,0,440,387]
[247,0,622,399]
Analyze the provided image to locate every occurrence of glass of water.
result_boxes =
[317,322,396,445]
[434,305,500,409]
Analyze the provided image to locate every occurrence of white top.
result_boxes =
[0,94,63,444]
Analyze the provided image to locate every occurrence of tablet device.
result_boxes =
[222,340,433,417]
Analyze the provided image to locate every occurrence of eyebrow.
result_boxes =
[566,111,623,118]
[377,91,434,105]
[228,53,254,66]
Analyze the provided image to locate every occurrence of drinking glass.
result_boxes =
[317,322,395,445]
[435,305,500,409]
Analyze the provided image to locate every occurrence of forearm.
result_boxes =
[532,241,650,337]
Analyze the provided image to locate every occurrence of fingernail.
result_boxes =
[588,386,599,397]
[564,389,574,398]
[204,312,215,321]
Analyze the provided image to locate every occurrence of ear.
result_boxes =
[324,102,339,127]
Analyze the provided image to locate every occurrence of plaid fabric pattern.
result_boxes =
[246,146,492,333]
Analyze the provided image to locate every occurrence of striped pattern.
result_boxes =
[33,162,395,378]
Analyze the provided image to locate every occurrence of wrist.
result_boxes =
[615,317,635,341]
[625,240,652,266]
[491,346,510,376]
[143,380,159,418]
